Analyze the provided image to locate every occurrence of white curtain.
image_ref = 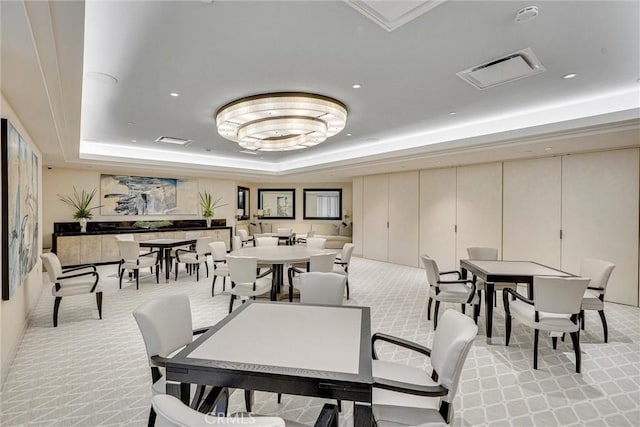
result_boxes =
[317,196,339,217]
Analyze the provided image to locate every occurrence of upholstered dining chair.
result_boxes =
[333,243,354,300]
[174,236,214,281]
[579,258,615,342]
[466,247,518,308]
[209,241,229,296]
[305,237,326,249]
[288,252,337,302]
[422,255,479,329]
[117,240,160,289]
[226,256,272,313]
[151,394,339,427]
[504,276,591,372]
[371,309,478,426]
[298,272,346,305]
[133,294,215,426]
[232,235,243,251]
[40,253,103,327]
[296,230,316,244]
[255,236,278,246]
[238,229,254,247]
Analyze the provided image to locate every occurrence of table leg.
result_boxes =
[485,282,495,345]
[353,402,373,427]
[527,279,534,300]
[164,248,172,281]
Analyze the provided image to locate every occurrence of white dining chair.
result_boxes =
[174,236,214,281]
[117,240,160,289]
[255,236,278,246]
[226,256,272,312]
[580,258,615,342]
[209,241,229,296]
[288,252,337,302]
[298,272,346,305]
[333,243,354,300]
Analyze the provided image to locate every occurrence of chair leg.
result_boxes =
[533,329,539,370]
[223,276,226,291]
[581,309,585,330]
[345,278,350,300]
[277,393,282,404]
[205,262,209,278]
[505,314,512,346]
[148,407,156,427]
[135,269,140,290]
[53,296,62,327]
[212,275,218,296]
[155,265,159,284]
[461,304,466,314]
[244,390,253,412]
[433,300,440,330]
[570,331,582,373]
[196,265,200,282]
[228,295,235,313]
[337,400,342,412]
[473,303,479,324]
[119,268,124,289]
[175,262,179,281]
[552,336,558,350]
[96,292,103,319]
[598,310,609,343]
[427,297,432,320]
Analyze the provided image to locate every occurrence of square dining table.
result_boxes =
[459,260,573,344]
[165,301,374,426]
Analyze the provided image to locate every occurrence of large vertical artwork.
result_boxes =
[1,119,40,300]
[100,174,197,215]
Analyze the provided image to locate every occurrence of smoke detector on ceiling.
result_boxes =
[515,6,539,23]
[456,48,546,90]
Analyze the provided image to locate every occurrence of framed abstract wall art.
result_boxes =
[1,118,40,300]
[100,174,198,215]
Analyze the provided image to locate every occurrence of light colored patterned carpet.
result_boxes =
[1,257,639,426]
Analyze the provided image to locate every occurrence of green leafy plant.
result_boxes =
[57,187,102,219]
[199,191,227,218]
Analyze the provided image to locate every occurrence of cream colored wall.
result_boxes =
[42,169,239,249]
[1,97,45,386]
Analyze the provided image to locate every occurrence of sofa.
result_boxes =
[239,222,352,249]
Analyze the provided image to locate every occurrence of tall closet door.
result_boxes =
[503,157,562,267]
[363,174,389,262]
[352,177,364,257]
[419,168,457,271]
[456,163,503,264]
[562,148,639,305]
[388,171,419,267]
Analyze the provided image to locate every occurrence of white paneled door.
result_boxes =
[419,168,457,271]
[388,171,419,267]
[362,174,389,262]
[503,157,562,268]
[351,177,364,257]
[456,163,503,265]
[561,148,639,305]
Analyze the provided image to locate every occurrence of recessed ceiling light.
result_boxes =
[449,111,457,115]
[127,121,135,126]
[545,147,552,151]
[563,73,577,79]
[366,137,379,142]
[346,133,352,136]
[170,92,180,97]
[131,139,137,143]
[352,84,361,89]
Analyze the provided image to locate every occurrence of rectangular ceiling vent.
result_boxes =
[456,48,546,90]
[155,136,192,146]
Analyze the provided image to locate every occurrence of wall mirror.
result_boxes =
[303,188,342,220]
[237,186,250,220]
[258,189,295,219]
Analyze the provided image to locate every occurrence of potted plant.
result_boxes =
[199,191,227,227]
[57,187,102,232]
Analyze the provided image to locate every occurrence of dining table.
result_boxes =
[138,238,197,282]
[165,301,373,426]
[231,245,336,300]
[459,259,573,344]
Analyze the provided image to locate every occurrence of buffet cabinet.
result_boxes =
[52,225,232,266]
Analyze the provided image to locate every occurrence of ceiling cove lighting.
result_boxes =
[215,92,347,151]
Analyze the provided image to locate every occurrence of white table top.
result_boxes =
[462,260,571,276]
[188,303,363,374]
[231,246,336,263]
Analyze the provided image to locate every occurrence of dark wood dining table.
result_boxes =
[165,301,373,425]
[459,259,573,344]
[139,238,197,281]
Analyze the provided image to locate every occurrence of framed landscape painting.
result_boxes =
[1,118,40,300]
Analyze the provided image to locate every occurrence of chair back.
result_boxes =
[299,272,346,305]
[420,254,440,287]
[340,243,355,265]
[430,310,478,409]
[580,258,615,293]
[533,276,591,314]
[232,235,243,251]
[467,247,498,260]
[209,241,227,262]
[277,228,292,237]
[117,240,141,260]
[152,394,285,427]
[114,234,135,242]
[306,237,327,249]
[133,294,193,360]
[309,252,337,272]
[41,253,63,282]
[238,229,250,242]
[194,237,215,255]
[227,256,258,285]
[256,237,278,247]
[306,230,316,238]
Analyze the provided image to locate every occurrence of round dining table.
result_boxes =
[230,246,337,300]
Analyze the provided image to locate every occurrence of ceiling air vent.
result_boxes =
[155,136,192,146]
[456,48,546,90]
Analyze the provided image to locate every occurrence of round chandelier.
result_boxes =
[216,92,347,151]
